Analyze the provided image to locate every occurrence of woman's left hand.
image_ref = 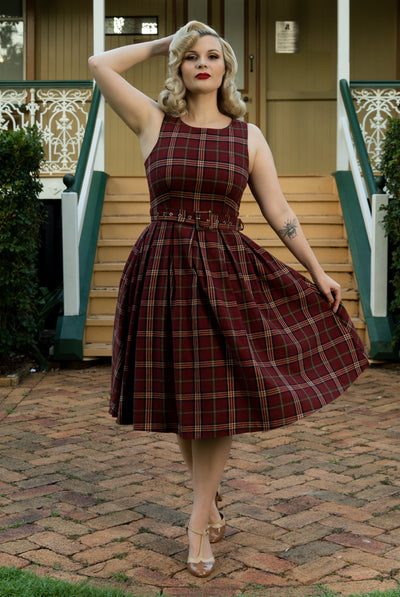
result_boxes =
[311,272,342,313]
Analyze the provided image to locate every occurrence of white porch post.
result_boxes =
[93,0,105,172]
[371,194,388,317]
[337,0,350,170]
[62,190,80,316]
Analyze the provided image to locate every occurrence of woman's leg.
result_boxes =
[176,436,193,476]
[176,435,225,526]
[188,436,232,560]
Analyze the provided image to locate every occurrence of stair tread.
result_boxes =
[93,261,355,272]
[96,237,350,246]
[105,175,335,195]
[89,288,360,298]
[85,313,366,325]
[104,192,339,202]
[100,214,343,223]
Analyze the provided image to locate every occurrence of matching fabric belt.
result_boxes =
[150,209,244,231]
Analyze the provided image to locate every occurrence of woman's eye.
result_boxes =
[185,55,196,60]
[209,54,219,59]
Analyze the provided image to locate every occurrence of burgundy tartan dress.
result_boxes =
[110,115,369,438]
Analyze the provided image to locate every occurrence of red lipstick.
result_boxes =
[196,73,210,79]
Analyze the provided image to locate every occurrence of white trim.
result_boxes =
[93,0,105,171]
[371,194,388,317]
[93,0,105,56]
[61,191,80,316]
[337,0,350,170]
[78,118,103,238]
[340,116,372,245]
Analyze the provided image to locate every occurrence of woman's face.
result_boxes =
[180,35,226,95]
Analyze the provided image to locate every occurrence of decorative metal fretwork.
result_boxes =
[351,87,400,172]
[0,85,92,176]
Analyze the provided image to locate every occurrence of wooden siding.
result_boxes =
[35,0,92,80]
[350,0,398,79]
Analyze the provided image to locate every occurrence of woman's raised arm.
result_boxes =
[88,36,173,138]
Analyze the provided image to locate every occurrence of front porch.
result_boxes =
[1,0,399,361]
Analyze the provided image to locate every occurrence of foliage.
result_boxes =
[0,127,45,360]
[381,117,400,347]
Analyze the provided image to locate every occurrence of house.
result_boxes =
[1,0,399,360]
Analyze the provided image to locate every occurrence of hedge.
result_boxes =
[381,117,400,347]
[0,127,45,359]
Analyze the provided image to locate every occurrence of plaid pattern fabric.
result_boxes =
[110,115,369,438]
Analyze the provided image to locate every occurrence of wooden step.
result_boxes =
[83,312,368,358]
[105,176,149,194]
[84,285,363,345]
[104,175,336,196]
[92,261,357,289]
[98,214,345,240]
[95,238,351,265]
[240,194,341,216]
[102,190,341,217]
[87,287,361,318]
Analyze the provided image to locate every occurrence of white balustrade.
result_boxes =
[0,84,92,176]
[351,86,400,172]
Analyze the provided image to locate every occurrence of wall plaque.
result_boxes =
[275,21,299,54]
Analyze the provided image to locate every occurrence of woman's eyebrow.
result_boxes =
[184,49,221,54]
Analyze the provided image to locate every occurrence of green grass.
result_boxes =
[0,567,142,597]
[0,567,400,597]
[316,592,400,597]
[314,591,400,597]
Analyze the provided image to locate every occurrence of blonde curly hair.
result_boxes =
[158,21,246,120]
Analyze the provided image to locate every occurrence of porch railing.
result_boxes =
[336,79,397,360]
[0,80,93,176]
[61,84,104,316]
[54,84,107,360]
[339,79,391,319]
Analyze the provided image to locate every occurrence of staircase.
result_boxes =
[82,175,366,358]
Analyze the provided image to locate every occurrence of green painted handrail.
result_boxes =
[0,80,92,88]
[70,85,101,194]
[339,79,378,198]
[350,80,400,88]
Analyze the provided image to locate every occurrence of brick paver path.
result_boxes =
[1,364,400,597]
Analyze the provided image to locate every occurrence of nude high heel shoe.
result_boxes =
[187,527,215,578]
[208,512,226,543]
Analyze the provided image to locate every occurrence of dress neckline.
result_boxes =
[178,117,233,131]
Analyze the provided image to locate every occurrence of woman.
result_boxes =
[89,21,368,578]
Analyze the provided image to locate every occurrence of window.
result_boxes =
[105,16,158,36]
[0,0,24,80]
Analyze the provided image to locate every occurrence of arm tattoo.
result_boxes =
[278,218,298,240]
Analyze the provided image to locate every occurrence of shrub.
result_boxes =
[381,117,400,346]
[0,126,44,359]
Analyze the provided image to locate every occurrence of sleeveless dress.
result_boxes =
[110,115,369,439]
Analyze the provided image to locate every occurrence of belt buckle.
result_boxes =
[195,211,219,230]
[210,212,219,229]
[195,211,209,230]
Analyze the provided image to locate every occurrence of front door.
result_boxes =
[260,0,338,175]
